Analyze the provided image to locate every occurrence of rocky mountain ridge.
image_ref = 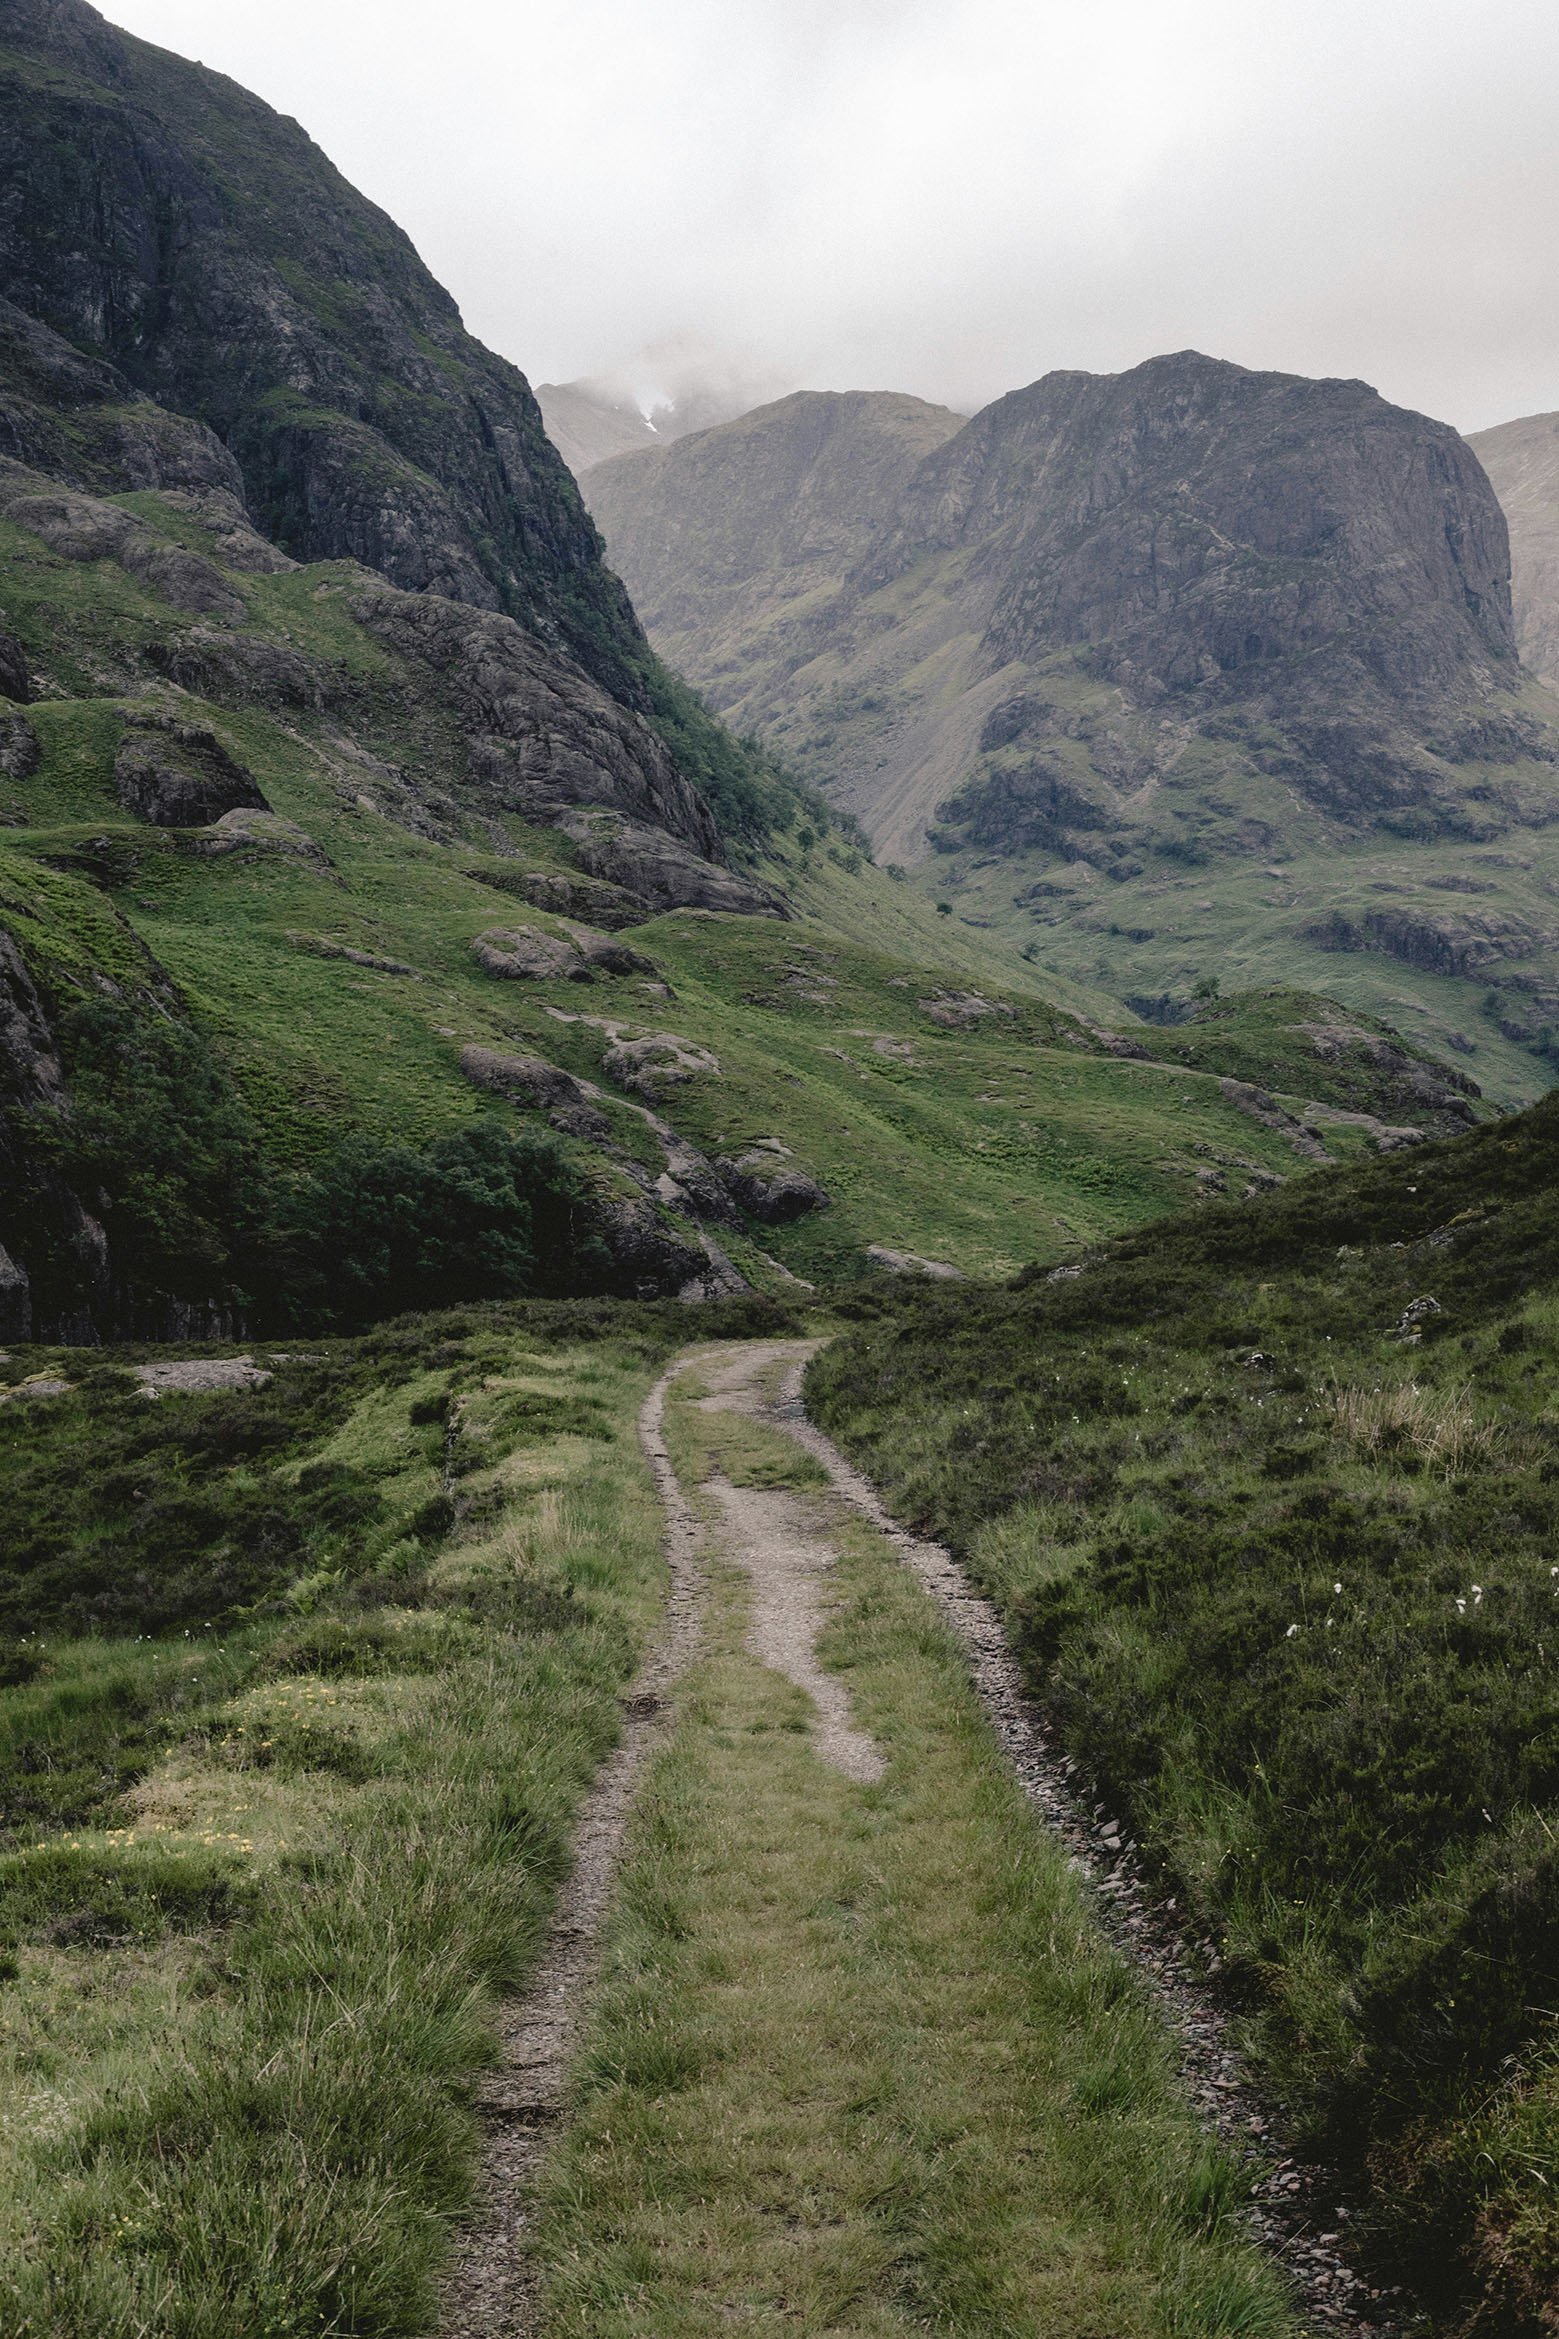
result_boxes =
[586,355,1559,1094]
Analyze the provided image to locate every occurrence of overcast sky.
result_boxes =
[101,0,1559,432]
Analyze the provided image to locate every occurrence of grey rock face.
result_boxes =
[0,710,38,779]
[114,722,269,828]
[0,463,248,621]
[1304,905,1550,978]
[561,812,786,919]
[591,1192,708,1299]
[559,921,657,976]
[587,349,1555,870]
[471,866,650,931]
[0,4,653,703]
[145,628,329,709]
[354,589,723,859]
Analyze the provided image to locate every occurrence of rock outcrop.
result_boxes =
[353,587,722,859]
[717,1150,830,1224]
[0,3,646,698]
[559,812,785,920]
[114,721,268,827]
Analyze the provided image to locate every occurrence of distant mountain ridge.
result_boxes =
[1468,408,1559,685]
[586,354,1559,1095]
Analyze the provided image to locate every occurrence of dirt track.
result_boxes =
[441,1338,1394,2335]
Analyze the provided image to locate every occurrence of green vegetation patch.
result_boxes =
[809,1089,1559,2331]
[0,1302,795,2334]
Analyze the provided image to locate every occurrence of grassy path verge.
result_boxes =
[0,1307,692,2337]
[530,1342,1298,2337]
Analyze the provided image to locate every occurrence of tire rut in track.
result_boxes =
[437,1361,705,2337]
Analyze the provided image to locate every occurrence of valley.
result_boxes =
[583,366,1559,1100]
[4,2,1559,2335]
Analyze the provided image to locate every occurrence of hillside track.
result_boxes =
[443,1337,1399,2334]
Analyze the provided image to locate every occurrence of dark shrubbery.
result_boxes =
[3,1000,639,1339]
[274,1120,614,1330]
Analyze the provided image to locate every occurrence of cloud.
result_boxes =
[101,0,1559,430]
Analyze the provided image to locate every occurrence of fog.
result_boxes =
[100,0,1559,432]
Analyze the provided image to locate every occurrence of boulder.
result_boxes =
[560,920,657,976]
[184,808,326,862]
[472,865,649,930]
[718,1150,830,1223]
[593,1192,708,1298]
[0,709,38,779]
[459,1045,587,1109]
[115,721,268,827]
[471,925,593,983]
[603,1031,720,1099]
[917,990,1015,1029]
[561,811,787,919]
[866,1245,964,1280]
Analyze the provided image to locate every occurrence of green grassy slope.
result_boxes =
[809,1090,1559,2334]
[0,478,1491,1326]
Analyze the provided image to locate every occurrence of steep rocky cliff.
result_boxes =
[588,354,1559,1088]
[0,0,651,704]
[1468,408,1559,685]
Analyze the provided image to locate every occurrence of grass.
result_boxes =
[0,1299,738,2336]
[530,1365,1296,2337]
[808,1086,1559,2333]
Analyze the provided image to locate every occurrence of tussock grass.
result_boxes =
[1330,1378,1498,1473]
[533,1403,1295,2336]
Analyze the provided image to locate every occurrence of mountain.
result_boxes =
[585,390,963,685]
[536,381,660,477]
[0,9,1485,1347]
[1468,408,1559,684]
[538,358,797,485]
[587,354,1559,1099]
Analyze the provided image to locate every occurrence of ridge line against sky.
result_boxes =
[91,0,1559,434]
